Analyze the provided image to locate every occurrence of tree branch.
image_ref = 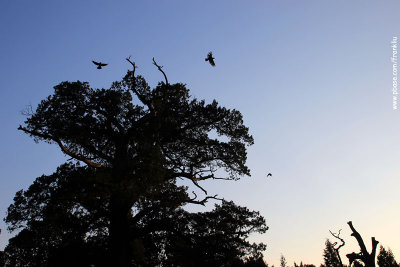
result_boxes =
[126,56,157,117]
[347,221,369,257]
[126,56,137,77]
[187,194,223,206]
[346,221,379,267]
[346,252,363,267]
[152,57,168,85]
[191,180,207,195]
[329,229,345,267]
[18,126,104,168]
[370,237,379,261]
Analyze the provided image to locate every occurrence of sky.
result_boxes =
[1,0,400,265]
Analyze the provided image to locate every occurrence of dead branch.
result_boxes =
[330,229,345,250]
[346,221,379,267]
[329,229,345,267]
[125,56,157,116]
[152,57,168,85]
[346,252,363,267]
[126,56,138,76]
[370,237,379,263]
[348,221,369,256]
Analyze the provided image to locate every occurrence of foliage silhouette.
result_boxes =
[4,164,109,267]
[377,246,399,267]
[8,58,260,266]
[294,262,316,267]
[321,240,342,267]
[0,251,4,267]
[328,229,345,267]
[281,255,288,267]
[352,260,364,267]
[4,163,268,266]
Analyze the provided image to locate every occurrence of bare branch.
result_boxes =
[126,56,138,76]
[346,252,363,267]
[125,56,157,117]
[330,229,345,250]
[348,221,369,257]
[191,180,207,195]
[346,221,379,267]
[152,57,168,85]
[169,170,214,181]
[186,194,223,206]
[210,176,231,180]
[18,126,104,168]
[190,191,197,200]
[329,229,345,267]
[370,237,379,261]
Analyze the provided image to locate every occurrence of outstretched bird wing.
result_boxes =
[208,57,215,66]
[92,61,108,67]
[205,52,215,66]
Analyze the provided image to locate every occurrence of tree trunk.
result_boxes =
[109,194,131,267]
[346,221,379,267]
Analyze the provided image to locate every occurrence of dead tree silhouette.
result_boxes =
[346,221,379,267]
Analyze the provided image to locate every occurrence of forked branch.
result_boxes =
[125,56,155,114]
[188,192,223,206]
[346,221,379,267]
[126,56,138,76]
[329,229,345,267]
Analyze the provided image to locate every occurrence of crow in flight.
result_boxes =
[267,173,272,177]
[205,52,215,66]
[92,60,108,69]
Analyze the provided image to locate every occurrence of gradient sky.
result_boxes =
[1,1,400,265]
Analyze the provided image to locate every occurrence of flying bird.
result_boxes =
[205,52,215,67]
[92,60,108,69]
[267,173,272,177]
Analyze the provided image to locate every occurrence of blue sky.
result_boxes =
[1,0,400,265]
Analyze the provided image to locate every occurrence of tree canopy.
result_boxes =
[4,163,268,266]
[5,59,264,266]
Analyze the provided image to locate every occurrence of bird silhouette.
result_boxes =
[205,52,215,66]
[92,60,108,69]
[267,173,272,177]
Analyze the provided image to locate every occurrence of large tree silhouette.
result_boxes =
[12,58,255,266]
[4,163,268,266]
